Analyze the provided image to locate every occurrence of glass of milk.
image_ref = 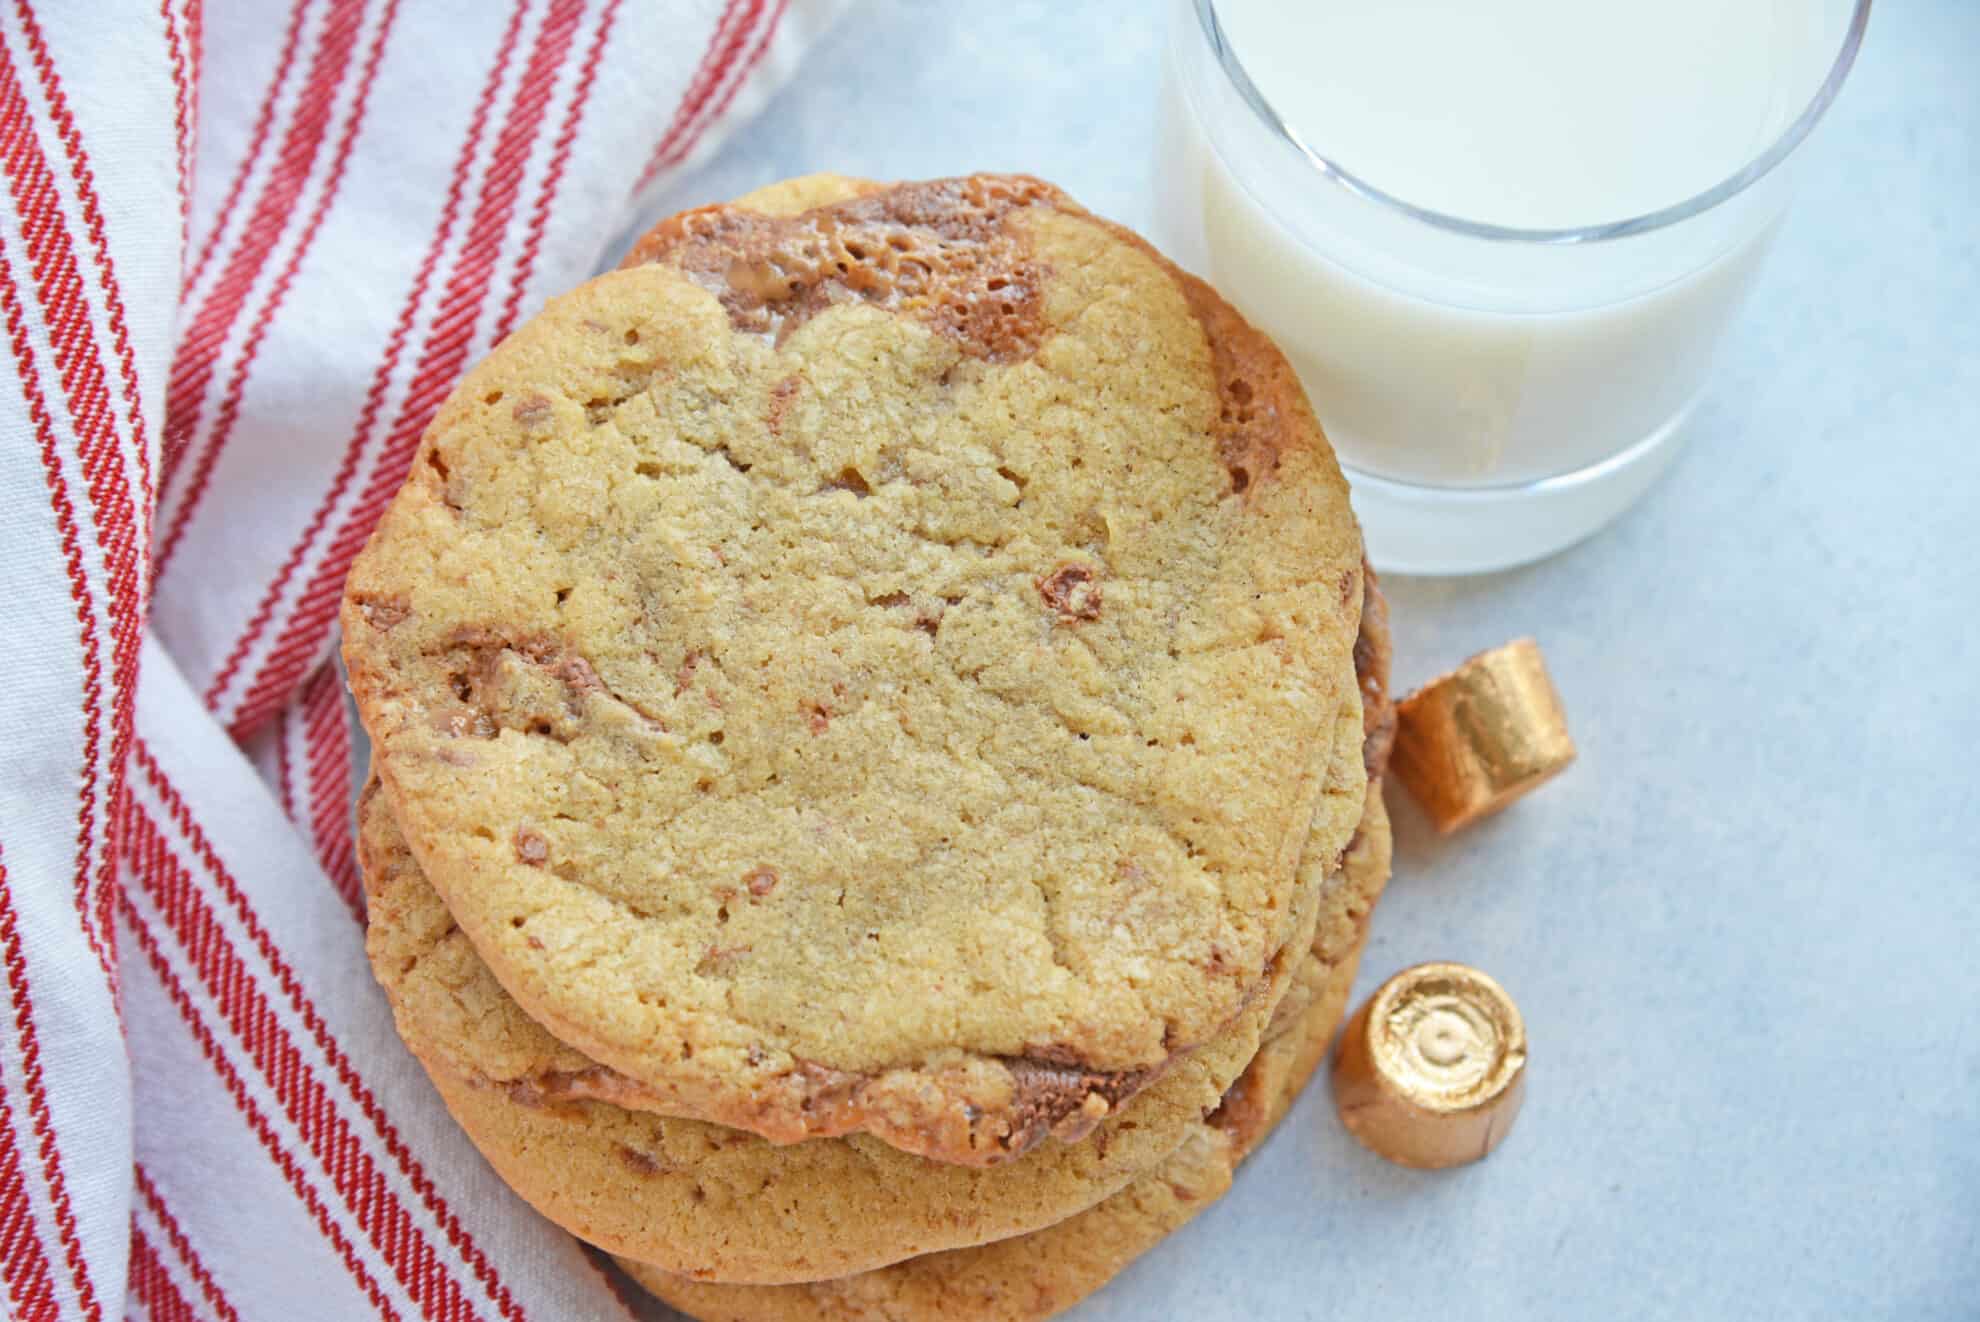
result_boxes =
[1156,0,1872,574]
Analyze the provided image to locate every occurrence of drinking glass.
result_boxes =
[1155,0,1873,574]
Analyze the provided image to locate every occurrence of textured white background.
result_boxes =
[633,2,1980,1317]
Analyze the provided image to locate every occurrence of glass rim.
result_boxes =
[1193,0,1874,245]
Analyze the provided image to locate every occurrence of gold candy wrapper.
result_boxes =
[1331,962,1527,1169]
[1390,637,1574,834]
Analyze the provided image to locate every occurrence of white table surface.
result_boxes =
[630,3,1980,1317]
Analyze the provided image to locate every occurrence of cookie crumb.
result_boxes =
[616,1145,665,1177]
[767,374,801,435]
[357,596,410,631]
[1038,564,1102,622]
[696,944,752,976]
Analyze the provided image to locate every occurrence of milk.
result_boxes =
[1215,0,1828,232]
[1157,0,1862,571]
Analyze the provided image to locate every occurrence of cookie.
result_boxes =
[360,571,1390,1284]
[358,697,1363,1284]
[616,786,1390,1322]
[1270,568,1393,1041]
[342,172,1367,1164]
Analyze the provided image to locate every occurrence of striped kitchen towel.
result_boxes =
[0,2,845,1317]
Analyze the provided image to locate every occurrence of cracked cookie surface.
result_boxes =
[342,173,1365,1164]
[358,696,1364,1283]
[617,784,1391,1322]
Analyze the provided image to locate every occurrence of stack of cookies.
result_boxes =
[343,175,1394,1321]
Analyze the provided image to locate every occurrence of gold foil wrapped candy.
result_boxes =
[1331,962,1527,1169]
[1390,637,1574,833]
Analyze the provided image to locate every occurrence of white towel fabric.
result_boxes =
[0,2,844,1316]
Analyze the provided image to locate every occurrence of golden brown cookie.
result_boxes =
[358,699,1363,1284]
[616,786,1389,1322]
[342,173,1367,1163]
[1271,569,1394,1040]
[359,565,1390,1285]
